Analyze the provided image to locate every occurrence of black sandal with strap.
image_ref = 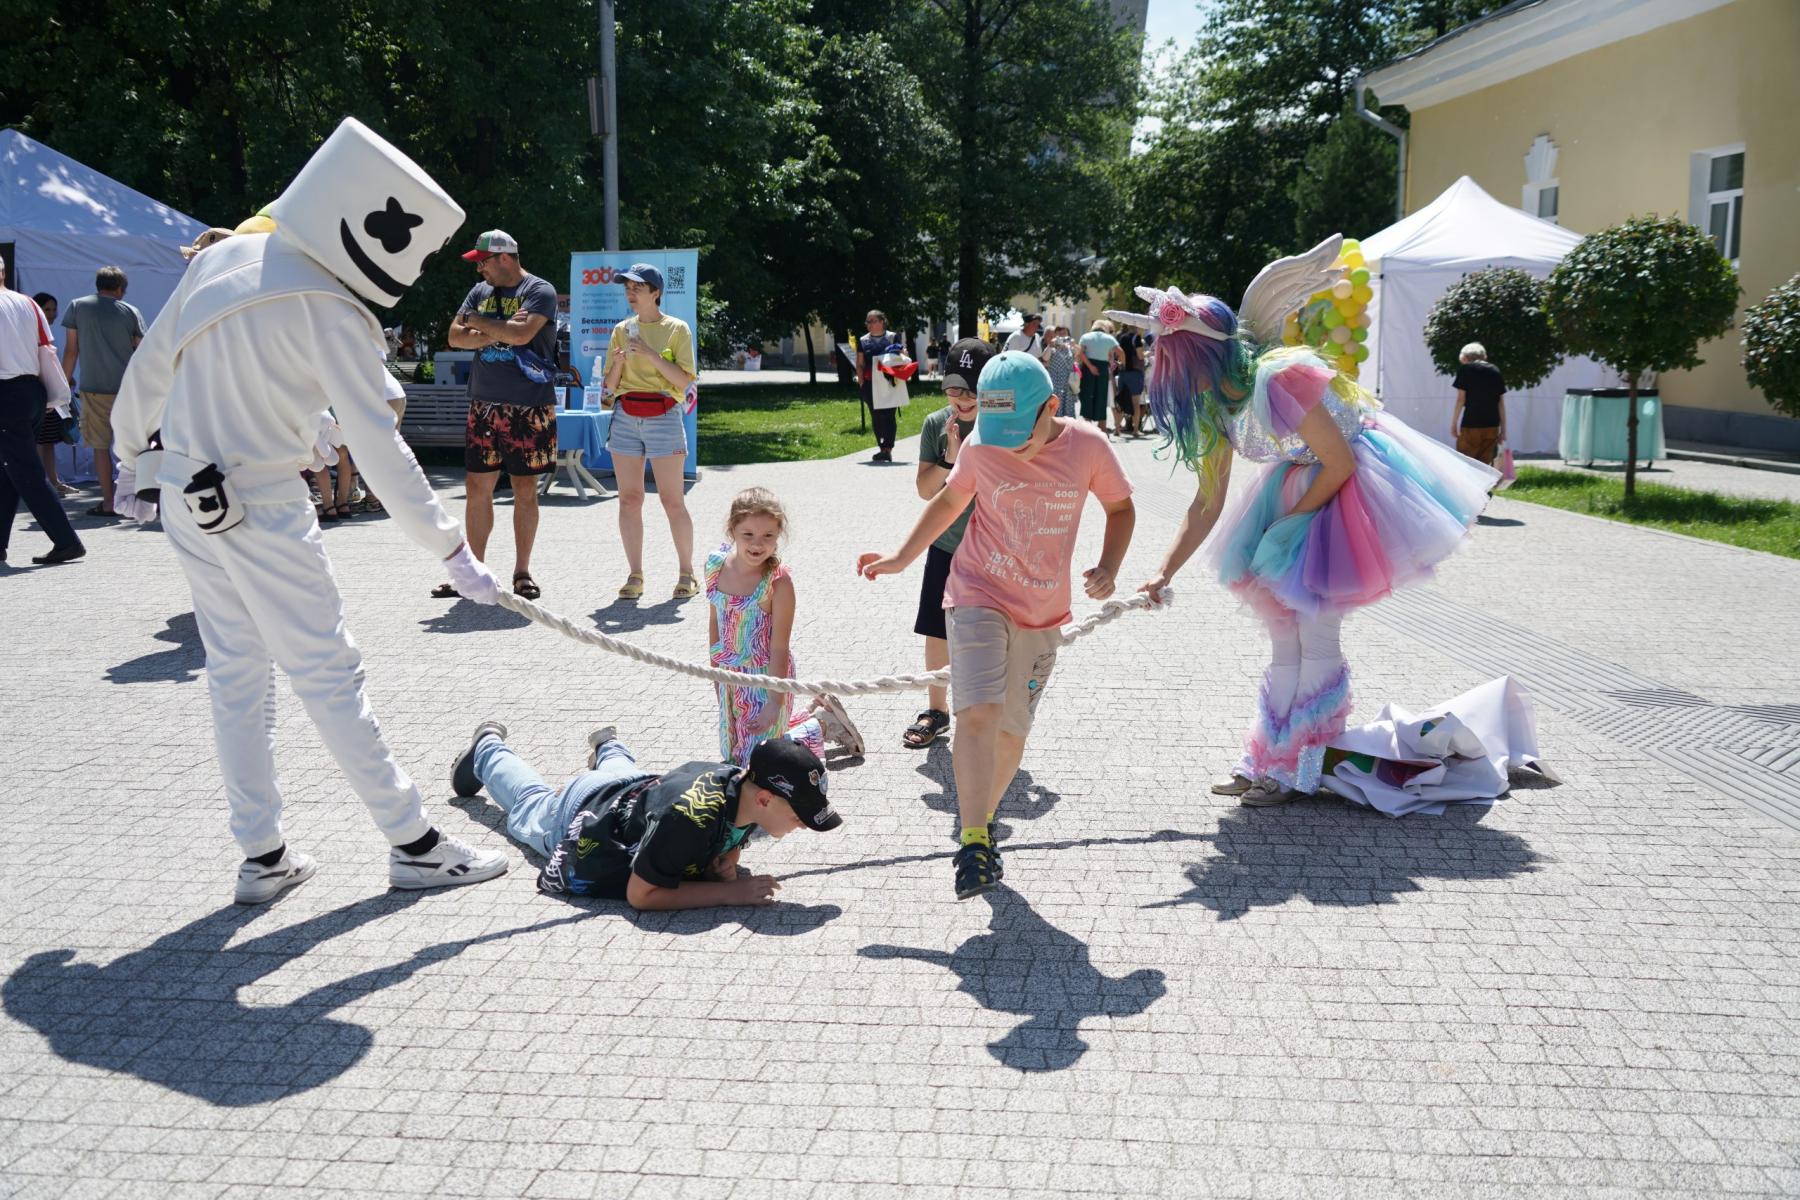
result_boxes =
[902,708,950,749]
[512,572,542,601]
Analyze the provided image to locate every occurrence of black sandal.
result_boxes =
[430,582,459,599]
[512,572,542,601]
[902,708,950,748]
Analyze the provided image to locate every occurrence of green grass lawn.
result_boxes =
[1505,466,1800,560]
[696,382,934,465]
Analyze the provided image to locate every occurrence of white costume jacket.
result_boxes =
[113,232,462,558]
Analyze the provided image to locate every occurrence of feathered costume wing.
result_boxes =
[1237,234,1345,346]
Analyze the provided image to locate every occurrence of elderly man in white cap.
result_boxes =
[111,117,511,904]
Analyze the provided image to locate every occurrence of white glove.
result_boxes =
[445,543,499,605]
[115,493,159,523]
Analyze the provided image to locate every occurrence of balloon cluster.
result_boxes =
[1282,238,1373,381]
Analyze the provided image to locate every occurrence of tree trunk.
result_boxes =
[1625,375,1640,501]
[803,325,817,386]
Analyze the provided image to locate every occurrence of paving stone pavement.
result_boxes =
[3,426,1799,1200]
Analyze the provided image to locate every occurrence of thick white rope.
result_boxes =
[494,587,1173,696]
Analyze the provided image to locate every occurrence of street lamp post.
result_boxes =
[599,0,619,251]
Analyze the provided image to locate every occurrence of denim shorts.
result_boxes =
[607,409,687,460]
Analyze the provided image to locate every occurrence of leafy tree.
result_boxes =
[1547,215,1740,497]
[1291,111,1398,248]
[1423,268,1563,388]
[896,0,1139,334]
[1109,0,1512,302]
[1742,273,1800,419]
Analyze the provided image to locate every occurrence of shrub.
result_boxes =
[1547,215,1739,496]
[1423,267,1563,389]
[1743,273,1800,419]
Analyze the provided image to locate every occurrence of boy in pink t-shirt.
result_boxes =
[857,351,1134,899]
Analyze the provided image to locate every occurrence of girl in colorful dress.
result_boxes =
[707,488,861,764]
[1119,236,1499,806]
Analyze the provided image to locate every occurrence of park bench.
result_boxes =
[398,384,470,448]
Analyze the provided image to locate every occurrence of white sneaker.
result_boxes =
[809,693,864,756]
[389,833,510,890]
[1210,774,1254,796]
[235,850,318,905]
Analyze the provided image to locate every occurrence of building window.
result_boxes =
[1522,134,1560,225]
[1690,144,1744,267]
[1706,150,1743,262]
[1525,181,1559,224]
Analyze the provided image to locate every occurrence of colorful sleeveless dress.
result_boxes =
[705,546,827,765]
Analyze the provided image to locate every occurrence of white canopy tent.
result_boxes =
[1362,175,1605,453]
[0,129,205,331]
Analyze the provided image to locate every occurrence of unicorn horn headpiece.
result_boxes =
[1103,287,1230,341]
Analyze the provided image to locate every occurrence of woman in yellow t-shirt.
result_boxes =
[602,263,699,599]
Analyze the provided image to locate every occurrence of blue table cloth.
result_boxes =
[1559,389,1664,464]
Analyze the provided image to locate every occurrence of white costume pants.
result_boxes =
[163,495,432,857]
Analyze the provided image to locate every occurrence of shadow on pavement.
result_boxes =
[1146,803,1539,921]
[2,895,598,1106]
[418,598,531,634]
[1476,514,1526,527]
[858,886,1165,1072]
[778,828,1214,881]
[627,902,843,937]
[590,596,689,635]
[915,741,1060,837]
[105,612,204,684]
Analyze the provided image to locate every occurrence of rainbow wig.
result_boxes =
[1146,294,1258,498]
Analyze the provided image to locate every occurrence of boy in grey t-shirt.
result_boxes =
[902,337,993,749]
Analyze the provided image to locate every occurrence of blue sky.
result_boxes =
[1144,0,1208,59]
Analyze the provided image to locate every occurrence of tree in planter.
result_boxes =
[1546,215,1739,498]
[1743,273,1800,420]
[1424,268,1564,392]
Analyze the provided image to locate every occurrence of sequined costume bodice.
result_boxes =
[1224,348,1373,465]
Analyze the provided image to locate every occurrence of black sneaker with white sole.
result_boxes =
[389,833,509,890]
[450,720,508,798]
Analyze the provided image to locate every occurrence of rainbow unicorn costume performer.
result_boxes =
[1109,235,1499,805]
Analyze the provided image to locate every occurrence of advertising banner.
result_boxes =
[568,248,700,386]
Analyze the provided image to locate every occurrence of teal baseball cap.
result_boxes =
[972,351,1054,448]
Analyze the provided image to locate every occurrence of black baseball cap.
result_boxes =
[941,337,996,392]
[748,739,841,831]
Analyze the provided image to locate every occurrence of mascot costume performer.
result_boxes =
[1115,236,1500,807]
[111,118,510,904]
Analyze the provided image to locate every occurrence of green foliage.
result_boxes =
[1742,273,1800,418]
[1422,268,1563,388]
[896,0,1140,333]
[1108,0,1513,304]
[1545,215,1740,383]
[1507,467,1800,560]
[696,381,933,464]
[1292,112,1398,249]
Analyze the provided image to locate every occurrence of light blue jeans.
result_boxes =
[472,735,653,857]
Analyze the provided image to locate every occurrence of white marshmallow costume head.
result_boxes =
[267,117,465,307]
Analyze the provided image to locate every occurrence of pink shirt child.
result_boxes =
[941,418,1133,630]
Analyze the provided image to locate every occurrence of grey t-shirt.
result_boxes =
[460,272,559,407]
[918,405,976,554]
[62,294,146,394]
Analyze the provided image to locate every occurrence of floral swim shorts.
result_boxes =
[465,401,557,475]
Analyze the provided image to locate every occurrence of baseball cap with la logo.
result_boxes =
[941,337,995,392]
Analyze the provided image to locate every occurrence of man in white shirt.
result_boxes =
[0,260,83,564]
[1003,314,1048,360]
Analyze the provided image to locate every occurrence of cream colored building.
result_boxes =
[1364,0,1799,451]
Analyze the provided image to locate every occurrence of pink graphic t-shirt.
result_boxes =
[941,419,1133,630]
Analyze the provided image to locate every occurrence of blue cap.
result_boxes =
[621,262,664,293]
[972,351,1054,448]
